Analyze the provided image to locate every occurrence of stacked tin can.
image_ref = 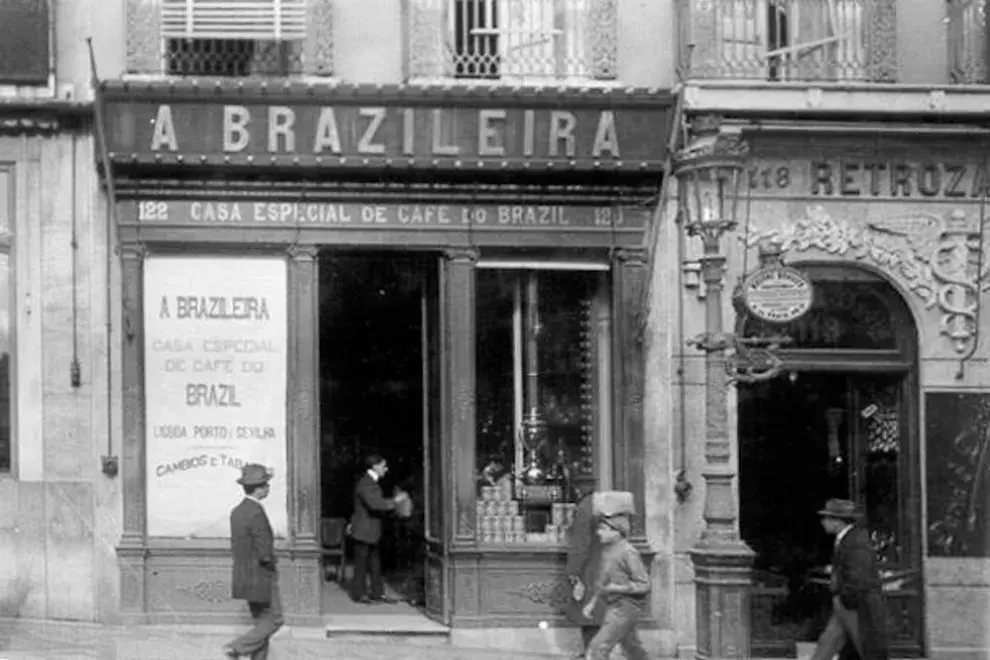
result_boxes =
[475,483,526,544]
[545,502,577,543]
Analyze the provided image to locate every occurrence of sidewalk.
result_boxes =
[0,618,571,660]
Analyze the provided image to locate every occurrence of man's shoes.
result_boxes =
[369,595,400,604]
[353,595,372,604]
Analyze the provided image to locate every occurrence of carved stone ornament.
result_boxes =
[175,579,228,604]
[510,578,571,609]
[744,206,990,355]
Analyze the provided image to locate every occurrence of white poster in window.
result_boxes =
[144,256,288,538]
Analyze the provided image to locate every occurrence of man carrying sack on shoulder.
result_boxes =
[224,464,282,660]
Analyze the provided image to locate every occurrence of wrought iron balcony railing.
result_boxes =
[126,0,333,78]
[947,0,989,84]
[676,0,898,83]
[407,0,617,82]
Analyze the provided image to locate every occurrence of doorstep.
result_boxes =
[324,613,451,646]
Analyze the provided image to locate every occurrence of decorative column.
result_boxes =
[445,248,477,545]
[117,242,148,617]
[612,247,648,539]
[688,220,756,660]
[674,114,755,660]
[286,244,321,619]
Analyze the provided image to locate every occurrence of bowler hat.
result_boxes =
[237,463,273,486]
[817,498,862,521]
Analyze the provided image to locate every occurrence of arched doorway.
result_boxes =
[737,265,925,658]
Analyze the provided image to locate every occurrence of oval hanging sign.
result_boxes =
[741,266,814,324]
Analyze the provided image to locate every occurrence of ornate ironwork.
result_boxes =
[689,331,791,384]
[677,0,899,83]
[125,0,333,77]
[406,0,617,81]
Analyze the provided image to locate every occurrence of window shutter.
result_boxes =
[161,0,307,41]
[0,0,51,85]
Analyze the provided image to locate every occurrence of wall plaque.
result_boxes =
[143,256,289,538]
[740,266,814,324]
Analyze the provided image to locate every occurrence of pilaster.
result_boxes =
[117,241,148,616]
[612,247,648,540]
[445,248,477,545]
[286,243,321,618]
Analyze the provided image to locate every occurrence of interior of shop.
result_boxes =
[738,371,905,653]
[318,251,433,615]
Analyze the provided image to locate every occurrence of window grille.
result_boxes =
[409,0,617,82]
[127,0,333,77]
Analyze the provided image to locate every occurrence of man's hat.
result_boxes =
[817,498,862,521]
[237,463,273,486]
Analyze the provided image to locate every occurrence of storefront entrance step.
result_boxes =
[324,613,451,643]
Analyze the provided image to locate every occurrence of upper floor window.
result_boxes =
[126,0,334,77]
[677,0,897,83]
[0,168,13,473]
[408,0,618,82]
[0,0,52,86]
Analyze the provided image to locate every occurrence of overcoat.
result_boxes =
[832,524,889,660]
[565,492,605,626]
[350,473,395,544]
[230,497,277,603]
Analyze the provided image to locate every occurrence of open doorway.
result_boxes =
[318,251,435,615]
[738,272,924,657]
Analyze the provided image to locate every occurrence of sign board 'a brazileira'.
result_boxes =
[101,99,668,171]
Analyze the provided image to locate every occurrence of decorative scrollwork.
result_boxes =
[175,579,228,604]
[510,578,571,609]
[745,205,990,355]
[689,332,791,384]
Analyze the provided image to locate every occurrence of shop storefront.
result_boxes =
[663,124,990,659]
[99,81,673,632]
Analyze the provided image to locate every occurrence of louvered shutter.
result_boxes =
[161,0,307,41]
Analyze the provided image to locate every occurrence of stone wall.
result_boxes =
[0,130,122,623]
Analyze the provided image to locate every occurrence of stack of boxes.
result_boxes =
[475,485,578,544]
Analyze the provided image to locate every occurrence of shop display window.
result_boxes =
[475,267,610,546]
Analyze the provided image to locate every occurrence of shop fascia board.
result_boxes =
[680,80,990,119]
[100,79,676,110]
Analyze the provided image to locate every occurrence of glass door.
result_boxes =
[421,257,450,624]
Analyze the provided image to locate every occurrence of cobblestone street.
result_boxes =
[0,619,573,660]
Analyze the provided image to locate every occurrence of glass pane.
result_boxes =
[743,281,898,350]
[0,252,10,472]
[855,375,902,567]
[475,269,603,545]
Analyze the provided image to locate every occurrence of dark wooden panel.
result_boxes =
[0,0,49,85]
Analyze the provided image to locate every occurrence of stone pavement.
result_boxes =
[0,619,573,660]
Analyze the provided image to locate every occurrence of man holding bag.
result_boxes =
[349,454,410,604]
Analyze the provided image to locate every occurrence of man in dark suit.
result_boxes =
[223,464,282,660]
[565,474,603,658]
[810,499,889,660]
[349,454,408,604]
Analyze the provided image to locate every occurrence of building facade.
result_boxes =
[2,1,989,659]
[654,2,990,660]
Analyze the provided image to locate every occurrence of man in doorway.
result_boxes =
[224,464,282,660]
[809,499,889,660]
[349,454,409,604]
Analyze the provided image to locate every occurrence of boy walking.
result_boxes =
[582,514,651,660]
